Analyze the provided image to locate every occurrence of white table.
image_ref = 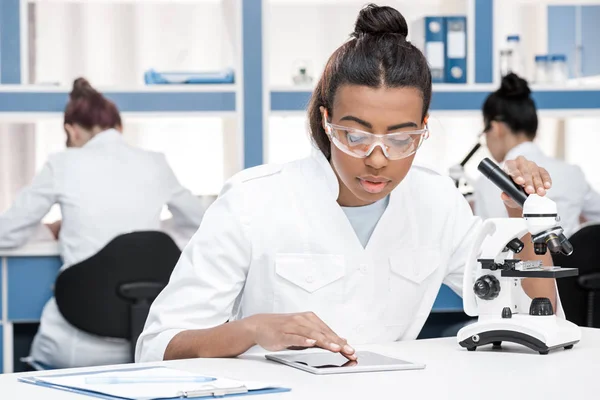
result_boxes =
[1,241,61,373]
[0,328,598,400]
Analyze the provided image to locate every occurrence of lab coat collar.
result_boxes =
[309,147,411,205]
[311,147,341,200]
[84,129,123,148]
[505,141,542,162]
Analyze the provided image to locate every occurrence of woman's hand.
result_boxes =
[502,156,552,209]
[246,312,356,360]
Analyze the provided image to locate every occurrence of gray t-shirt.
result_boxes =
[341,196,390,248]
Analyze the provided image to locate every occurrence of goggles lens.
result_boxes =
[325,122,429,160]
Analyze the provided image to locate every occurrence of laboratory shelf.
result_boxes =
[270,85,600,113]
[0,85,237,115]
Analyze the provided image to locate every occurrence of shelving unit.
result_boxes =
[0,85,237,115]
[0,0,258,165]
[271,84,600,115]
[2,0,599,166]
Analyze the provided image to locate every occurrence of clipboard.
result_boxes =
[18,366,290,399]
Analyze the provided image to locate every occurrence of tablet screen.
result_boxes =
[276,351,413,369]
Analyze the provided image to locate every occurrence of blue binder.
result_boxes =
[423,16,446,83]
[444,16,467,84]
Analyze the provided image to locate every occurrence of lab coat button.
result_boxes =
[360,264,369,273]
[305,275,315,283]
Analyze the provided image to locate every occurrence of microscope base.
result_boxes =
[457,315,581,355]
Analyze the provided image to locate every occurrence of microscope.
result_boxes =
[457,158,581,355]
[449,141,481,198]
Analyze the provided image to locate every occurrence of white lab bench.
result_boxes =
[0,328,598,399]
[0,242,62,374]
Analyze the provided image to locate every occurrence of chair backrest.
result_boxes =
[54,231,181,339]
[554,223,600,326]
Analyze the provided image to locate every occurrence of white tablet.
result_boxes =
[265,351,425,375]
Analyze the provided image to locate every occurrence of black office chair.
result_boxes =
[553,223,600,328]
[54,231,181,362]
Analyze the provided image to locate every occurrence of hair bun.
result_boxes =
[70,77,99,101]
[353,3,408,39]
[498,73,531,100]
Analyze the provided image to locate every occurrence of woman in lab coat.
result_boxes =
[474,73,600,237]
[0,78,205,368]
[137,5,557,362]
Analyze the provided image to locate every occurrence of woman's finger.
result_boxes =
[302,313,355,358]
[540,167,552,189]
[302,312,343,342]
[516,159,535,194]
[286,323,341,353]
[281,334,317,349]
[529,162,546,196]
[504,160,525,185]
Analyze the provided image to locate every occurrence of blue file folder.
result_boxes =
[444,16,467,83]
[424,16,446,83]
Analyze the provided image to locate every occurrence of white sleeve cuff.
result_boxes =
[136,329,184,363]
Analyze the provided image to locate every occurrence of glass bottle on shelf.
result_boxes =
[292,60,313,86]
[549,54,568,84]
[506,35,524,77]
[534,55,549,84]
[500,35,525,78]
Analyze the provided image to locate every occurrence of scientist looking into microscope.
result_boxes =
[475,73,600,237]
[137,4,560,363]
[0,78,206,368]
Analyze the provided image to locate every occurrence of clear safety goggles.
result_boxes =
[323,112,429,161]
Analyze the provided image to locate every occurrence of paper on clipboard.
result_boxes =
[24,366,286,400]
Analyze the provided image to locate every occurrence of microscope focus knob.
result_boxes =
[473,275,501,300]
[529,297,554,316]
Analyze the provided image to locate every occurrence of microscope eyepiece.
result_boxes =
[478,158,528,207]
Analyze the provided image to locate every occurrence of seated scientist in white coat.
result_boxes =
[0,78,206,369]
[474,73,600,237]
[137,5,559,363]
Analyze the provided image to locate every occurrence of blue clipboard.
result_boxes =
[18,366,291,399]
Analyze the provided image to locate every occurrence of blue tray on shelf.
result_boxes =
[144,68,235,84]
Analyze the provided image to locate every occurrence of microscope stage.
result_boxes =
[500,267,579,278]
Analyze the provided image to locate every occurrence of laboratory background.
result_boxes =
[0,0,599,375]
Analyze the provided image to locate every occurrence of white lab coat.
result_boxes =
[474,142,600,237]
[0,129,205,368]
[136,150,483,363]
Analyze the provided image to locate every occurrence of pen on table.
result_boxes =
[84,376,217,385]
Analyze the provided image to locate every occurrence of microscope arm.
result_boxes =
[463,218,529,317]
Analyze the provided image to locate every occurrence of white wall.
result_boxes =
[34,2,233,86]
[565,118,600,190]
